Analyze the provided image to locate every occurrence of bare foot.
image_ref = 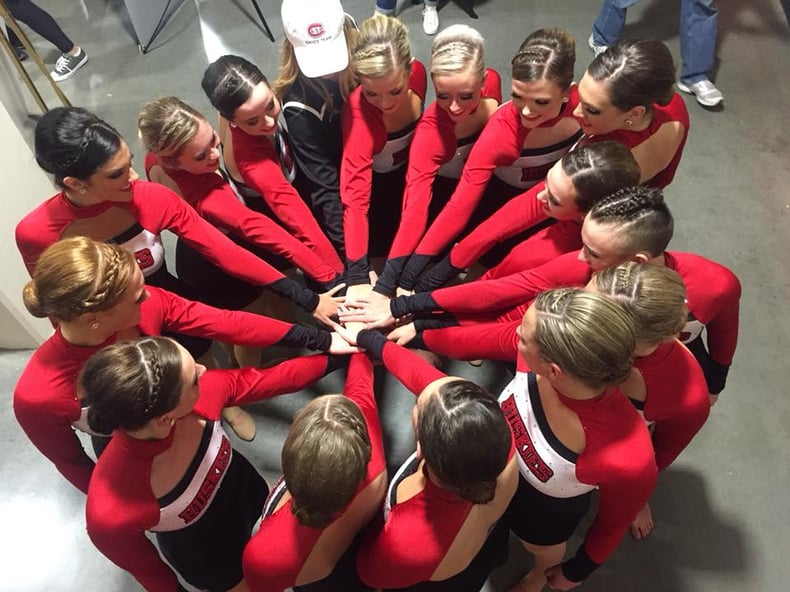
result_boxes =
[630,502,654,540]
[509,571,546,592]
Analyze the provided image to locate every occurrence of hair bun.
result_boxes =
[22,282,47,318]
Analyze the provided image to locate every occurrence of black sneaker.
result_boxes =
[50,48,88,81]
[12,44,28,61]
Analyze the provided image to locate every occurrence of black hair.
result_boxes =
[201,55,269,121]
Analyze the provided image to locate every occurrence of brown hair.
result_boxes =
[533,288,636,389]
[587,186,674,257]
[138,97,206,164]
[419,380,511,504]
[79,336,184,433]
[511,28,575,89]
[562,141,641,213]
[282,394,371,528]
[587,39,676,112]
[23,236,137,322]
[593,262,687,346]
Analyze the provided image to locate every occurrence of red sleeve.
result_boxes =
[194,181,339,284]
[432,251,590,313]
[482,67,502,102]
[231,128,343,272]
[15,195,69,276]
[131,181,283,286]
[340,88,387,272]
[381,341,446,396]
[346,354,385,469]
[449,182,548,270]
[388,104,457,260]
[644,343,711,471]
[422,321,519,362]
[193,355,332,419]
[150,286,291,344]
[412,103,524,257]
[13,350,94,494]
[409,59,428,102]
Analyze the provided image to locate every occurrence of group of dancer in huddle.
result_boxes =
[12,0,741,590]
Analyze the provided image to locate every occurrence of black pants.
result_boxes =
[6,0,73,53]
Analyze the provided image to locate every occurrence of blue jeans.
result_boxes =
[591,0,718,83]
[375,0,438,15]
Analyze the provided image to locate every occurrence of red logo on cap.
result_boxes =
[307,23,325,38]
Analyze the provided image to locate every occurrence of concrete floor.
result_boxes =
[1,0,789,590]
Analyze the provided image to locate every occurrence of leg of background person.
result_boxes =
[423,0,439,35]
[679,0,718,83]
[375,0,397,16]
[5,0,74,53]
[590,0,640,46]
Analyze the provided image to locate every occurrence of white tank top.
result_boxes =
[436,134,477,180]
[372,122,418,174]
[498,371,595,498]
[151,421,233,532]
[112,223,166,277]
[493,131,582,189]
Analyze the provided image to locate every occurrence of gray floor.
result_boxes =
[1,0,789,590]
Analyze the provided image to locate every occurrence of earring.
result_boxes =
[91,322,99,330]
[169,418,176,427]
[624,119,633,126]
[562,97,569,103]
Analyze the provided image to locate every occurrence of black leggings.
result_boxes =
[6,0,73,53]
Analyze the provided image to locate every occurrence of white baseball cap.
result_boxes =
[281,0,349,78]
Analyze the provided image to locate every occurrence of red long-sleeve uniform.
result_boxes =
[579,92,689,189]
[634,340,710,471]
[85,355,332,592]
[340,60,427,282]
[12,286,333,494]
[397,88,580,289]
[386,69,502,263]
[502,358,656,580]
[242,354,385,592]
[397,251,740,392]
[144,153,340,283]
[229,124,343,271]
[15,180,320,311]
[355,333,514,588]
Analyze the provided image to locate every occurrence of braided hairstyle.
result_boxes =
[532,288,636,389]
[282,394,371,528]
[351,14,412,79]
[34,107,123,187]
[587,39,676,113]
[79,336,184,434]
[561,141,641,213]
[430,24,486,80]
[592,262,687,346]
[23,236,137,322]
[418,380,511,504]
[202,55,269,122]
[587,186,674,257]
[138,96,205,163]
[511,28,575,89]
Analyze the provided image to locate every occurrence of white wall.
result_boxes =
[0,50,57,348]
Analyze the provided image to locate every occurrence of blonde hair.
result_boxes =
[533,288,635,389]
[351,14,411,79]
[593,262,687,346]
[137,97,206,164]
[282,394,371,528]
[273,17,359,105]
[430,24,485,79]
[23,236,137,322]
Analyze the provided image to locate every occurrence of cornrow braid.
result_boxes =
[137,339,164,416]
[588,186,674,257]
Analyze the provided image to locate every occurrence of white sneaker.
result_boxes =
[677,78,724,107]
[50,48,88,82]
[588,34,608,58]
[422,6,439,35]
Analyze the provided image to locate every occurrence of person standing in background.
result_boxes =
[588,0,724,107]
[5,0,88,81]
[374,0,441,35]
